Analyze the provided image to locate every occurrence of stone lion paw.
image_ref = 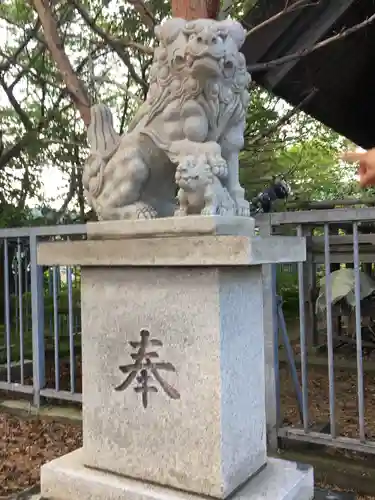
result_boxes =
[174,208,188,217]
[235,198,251,217]
[207,154,228,179]
[201,205,219,216]
[135,202,157,219]
[218,206,232,216]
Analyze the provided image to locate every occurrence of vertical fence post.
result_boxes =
[4,239,12,383]
[353,222,365,442]
[30,233,45,407]
[324,223,336,438]
[297,225,309,432]
[17,238,25,384]
[52,266,60,391]
[259,215,279,451]
[302,227,317,347]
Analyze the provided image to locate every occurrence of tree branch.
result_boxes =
[217,0,234,20]
[119,76,132,134]
[247,11,375,72]
[32,0,91,126]
[0,19,41,72]
[126,0,155,28]
[3,5,77,91]
[56,168,77,219]
[116,38,154,55]
[70,0,149,92]
[0,133,37,171]
[247,89,317,146]
[8,44,46,91]
[64,32,154,55]
[245,0,320,38]
[0,76,34,131]
[19,162,31,209]
[0,46,64,93]
[0,48,103,171]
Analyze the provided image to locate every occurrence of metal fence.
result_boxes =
[0,224,86,406]
[258,207,375,455]
[3,211,375,459]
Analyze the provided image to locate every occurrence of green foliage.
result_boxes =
[240,88,359,204]
[276,135,358,203]
[276,267,299,318]
[0,204,33,227]
[44,287,81,316]
[1,286,81,363]
[10,286,81,320]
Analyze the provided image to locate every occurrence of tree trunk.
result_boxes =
[171,0,220,20]
[32,0,91,126]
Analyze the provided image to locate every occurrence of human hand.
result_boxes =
[341,149,375,188]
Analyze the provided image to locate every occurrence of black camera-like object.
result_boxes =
[250,178,290,215]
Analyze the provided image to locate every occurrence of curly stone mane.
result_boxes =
[143,19,251,136]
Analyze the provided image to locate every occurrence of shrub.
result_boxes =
[276,267,299,318]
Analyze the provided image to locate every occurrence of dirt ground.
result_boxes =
[279,343,375,442]
[279,343,375,499]
[0,355,83,496]
[0,411,82,496]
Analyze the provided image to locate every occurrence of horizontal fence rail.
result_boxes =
[257,207,375,456]
[0,224,86,406]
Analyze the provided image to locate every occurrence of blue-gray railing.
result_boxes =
[0,224,86,406]
[258,207,375,455]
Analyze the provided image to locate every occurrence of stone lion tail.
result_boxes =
[82,104,121,198]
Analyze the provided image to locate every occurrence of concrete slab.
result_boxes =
[37,234,306,267]
[87,216,256,240]
[41,448,314,500]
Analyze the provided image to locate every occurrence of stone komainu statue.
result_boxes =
[82,18,252,220]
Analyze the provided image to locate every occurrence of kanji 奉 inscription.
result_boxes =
[115,329,180,408]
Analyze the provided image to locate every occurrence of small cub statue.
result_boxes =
[174,154,236,216]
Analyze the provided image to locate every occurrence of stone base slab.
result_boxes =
[37,234,306,267]
[41,448,314,500]
[87,215,256,240]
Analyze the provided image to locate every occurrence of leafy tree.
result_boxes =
[240,88,358,204]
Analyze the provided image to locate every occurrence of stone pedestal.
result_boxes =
[37,217,313,500]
